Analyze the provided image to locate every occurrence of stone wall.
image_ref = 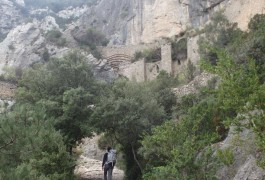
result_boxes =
[145,61,161,81]
[101,42,190,82]
[119,59,146,82]
[161,43,173,74]
[99,43,157,58]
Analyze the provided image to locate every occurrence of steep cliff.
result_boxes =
[75,0,265,44]
[0,0,25,37]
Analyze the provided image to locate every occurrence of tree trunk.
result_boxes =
[131,143,143,173]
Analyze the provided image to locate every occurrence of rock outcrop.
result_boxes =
[216,123,265,180]
[173,72,217,97]
[0,0,25,35]
[72,0,265,45]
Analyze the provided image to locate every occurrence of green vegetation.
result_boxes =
[1,12,265,180]
[45,29,67,47]
[0,51,104,178]
[77,28,109,47]
[132,48,161,63]
[216,149,234,166]
[171,38,187,62]
[74,28,109,59]
[185,59,196,82]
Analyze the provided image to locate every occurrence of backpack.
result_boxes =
[106,149,117,165]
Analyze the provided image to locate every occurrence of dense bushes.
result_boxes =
[171,38,187,62]
[0,51,102,178]
[1,11,265,180]
[75,28,109,59]
[45,29,67,47]
[138,13,265,179]
[92,72,178,179]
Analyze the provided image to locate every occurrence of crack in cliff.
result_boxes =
[200,0,226,13]
[179,0,190,6]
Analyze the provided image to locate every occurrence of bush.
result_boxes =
[171,38,187,61]
[216,149,234,166]
[78,28,109,47]
[132,48,161,63]
[45,29,67,47]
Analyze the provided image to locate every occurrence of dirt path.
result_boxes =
[74,136,125,180]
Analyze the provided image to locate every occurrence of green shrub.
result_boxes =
[171,38,187,61]
[216,149,234,166]
[45,29,67,47]
[132,48,161,63]
[185,59,196,82]
[78,28,109,47]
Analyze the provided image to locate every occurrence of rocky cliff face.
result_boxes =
[0,0,25,36]
[1,0,264,68]
[126,0,265,44]
[75,0,265,44]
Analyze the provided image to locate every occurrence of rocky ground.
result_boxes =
[74,136,125,180]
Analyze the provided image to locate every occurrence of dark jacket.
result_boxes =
[102,152,108,167]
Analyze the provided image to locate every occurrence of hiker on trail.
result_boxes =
[102,146,117,180]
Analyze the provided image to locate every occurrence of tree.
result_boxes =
[16,51,101,153]
[92,78,166,179]
[0,104,74,179]
[140,94,221,180]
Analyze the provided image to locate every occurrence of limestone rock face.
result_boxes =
[172,72,217,97]
[216,124,265,180]
[127,0,189,44]
[0,22,45,73]
[86,54,118,83]
[224,0,265,31]
[0,0,25,35]
[75,0,265,45]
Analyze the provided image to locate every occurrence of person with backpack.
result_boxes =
[102,146,117,180]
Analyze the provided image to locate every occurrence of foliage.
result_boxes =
[78,28,109,47]
[201,49,260,126]
[198,12,244,65]
[0,104,74,179]
[0,66,23,84]
[140,93,221,179]
[197,17,265,169]
[75,28,108,59]
[147,71,178,118]
[16,51,101,153]
[42,48,50,61]
[92,74,179,179]
[132,48,161,63]
[171,38,187,62]
[45,29,67,47]
[216,149,234,166]
[185,59,196,82]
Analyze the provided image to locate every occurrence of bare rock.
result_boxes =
[0,0,25,35]
[172,72,217,97]
[75,136,124,180]
[233,155,265,180]
[216,122,265,180]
